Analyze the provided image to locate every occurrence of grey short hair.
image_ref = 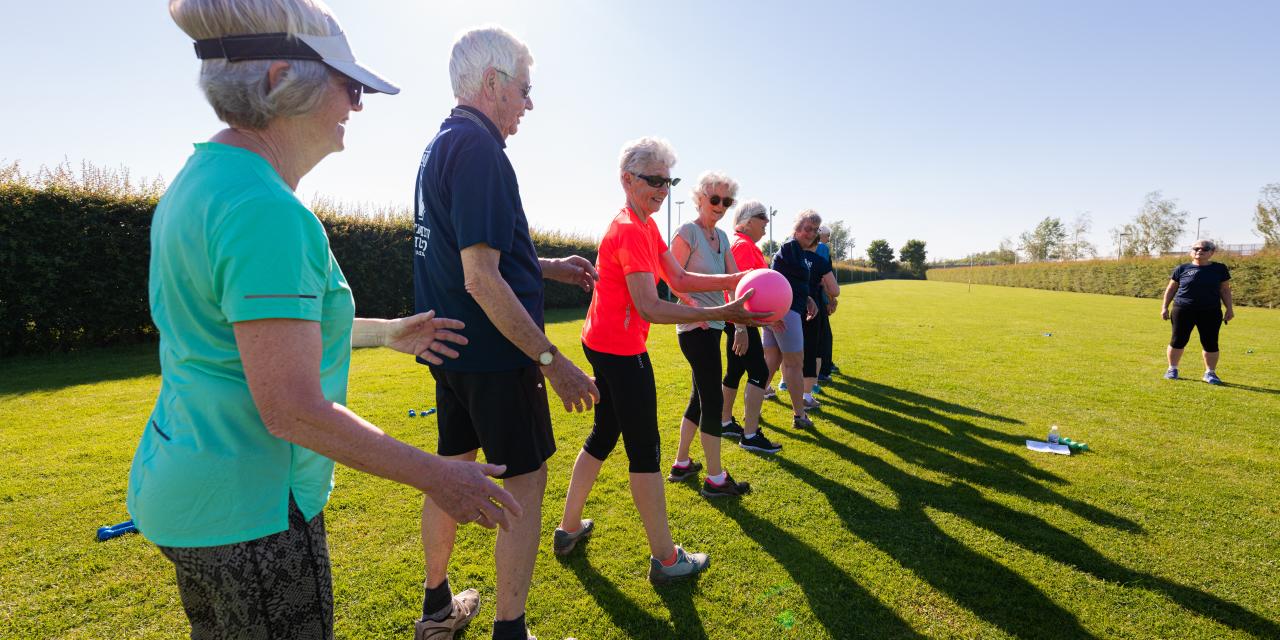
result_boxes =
[793,209,822,232]
[449,26,534,101]
[1195,239,1217,251]
[618,137,678,174]
[692,171,738,209]
[170,0,339,129]
[733,200,767,228]
[818,225,831,237]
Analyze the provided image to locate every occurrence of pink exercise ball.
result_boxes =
[734,269,792,323]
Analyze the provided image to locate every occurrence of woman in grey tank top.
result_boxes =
[666,172,752,497]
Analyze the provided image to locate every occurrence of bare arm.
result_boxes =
[1160,280,1177,319]
[821,272,840,298]
[666,235,699,305]
[462,243,599,412]
[234,318,520,529]
[1221,281,1234,323]
[539,255,598,292]
[625,272,765,326]
[658,250,744,294]
[350,313,467,364]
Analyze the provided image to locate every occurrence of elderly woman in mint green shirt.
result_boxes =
[128,1,519,637]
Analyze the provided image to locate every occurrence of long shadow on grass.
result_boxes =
[1223,382,1280,395]
[0,343,159,397]
[786,420,1280,639]
[559,554,703,639]
[819,377,1141,533]
[706,500,922,639]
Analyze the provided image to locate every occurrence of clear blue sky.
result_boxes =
[4,1,1277,259]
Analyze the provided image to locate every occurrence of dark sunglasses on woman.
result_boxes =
[708,195,734,207]
[633,173,680,188]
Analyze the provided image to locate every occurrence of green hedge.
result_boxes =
[925,255,1280,308]
[1,181,599,355]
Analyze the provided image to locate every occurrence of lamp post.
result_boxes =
[1119,232,1131,258]
[1196,216,1207,241]
[767,207,777,256]
[675,200,685,227]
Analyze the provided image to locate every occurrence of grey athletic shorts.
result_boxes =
[762,310,805,353]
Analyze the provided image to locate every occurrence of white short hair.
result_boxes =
[793,209,822,232]
[618,137,678,174]
[170,0,338,129]
[733,200,767,228]
[692,170,738,209]
[818,225,831,236]
[449,25,534,101]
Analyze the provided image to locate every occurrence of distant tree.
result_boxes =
[866,239,895,271]
[1255,183,1280,247]
[760,239,780,259]
[826,220,854,261]
[1018,216,1067,261]
[899,239,927,272]
[1115,191,1187,256]
[1110,223,1141,258]
[1063,213,1098,260]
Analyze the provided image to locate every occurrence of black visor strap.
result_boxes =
[193,33,323,62]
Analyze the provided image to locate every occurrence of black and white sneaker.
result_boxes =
[719,419,745,439]
[739,430,782,454]
[793,415,814,429]
[667,460,703,482]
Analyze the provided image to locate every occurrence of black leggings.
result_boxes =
[1170,304,1223,352]
[818,312,834,377]
[803,311,825,378]
[581,343,661,473]
[678,328,724,436]
[722,324,768,390]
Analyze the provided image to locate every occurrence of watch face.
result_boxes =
[539,352,554,365]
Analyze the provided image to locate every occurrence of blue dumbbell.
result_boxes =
[97,520,138,542]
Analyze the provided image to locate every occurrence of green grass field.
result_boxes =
[2,281,1278,639]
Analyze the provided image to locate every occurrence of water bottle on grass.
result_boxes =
[1047,425,1060,444]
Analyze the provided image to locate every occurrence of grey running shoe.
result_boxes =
[763,386,777,400]
[803,395,821,410]
[414,588,480,640]
[1203,371,1224,385]
[793,415,814,429]
[553,519,594,557]
[1164,367,1178,380]
[739,430,782,454]
[719,418,745,439]
[667,460,703,482]
[648,545,710,586]
[700,473,751,498]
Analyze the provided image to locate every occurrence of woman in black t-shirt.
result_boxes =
[1159,240,1235,384]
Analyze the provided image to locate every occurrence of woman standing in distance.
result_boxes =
[762,210,823,429]
[129,2,518,636]
[1160,240,1235,384]
[719,201,784,454]
[798,222,840,407]
[552,138,767,585]
[666,171,752,496]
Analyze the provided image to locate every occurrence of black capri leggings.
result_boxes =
[802,311,825,378]
[678,327,724,436]
[1170,304,1223,352]
[722,323,768,390]
[581,343,661,473]
[818,312,834,377]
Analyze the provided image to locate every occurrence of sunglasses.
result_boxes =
[331,72,362,108]
[708,195,735,208]
[497,69,532,100]
[752,214,769,222]
[633,173,680,188]
[1192,246,1212,252]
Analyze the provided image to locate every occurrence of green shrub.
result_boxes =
[1,163,599,355]
[925,255,1280,308]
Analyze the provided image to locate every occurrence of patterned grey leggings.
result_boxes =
[158,496,333,639]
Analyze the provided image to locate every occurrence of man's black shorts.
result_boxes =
[429,365,555,478]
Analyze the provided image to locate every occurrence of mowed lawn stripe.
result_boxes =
[1,280,1276,639]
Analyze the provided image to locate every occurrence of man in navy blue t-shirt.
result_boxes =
[410,26,599,640]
